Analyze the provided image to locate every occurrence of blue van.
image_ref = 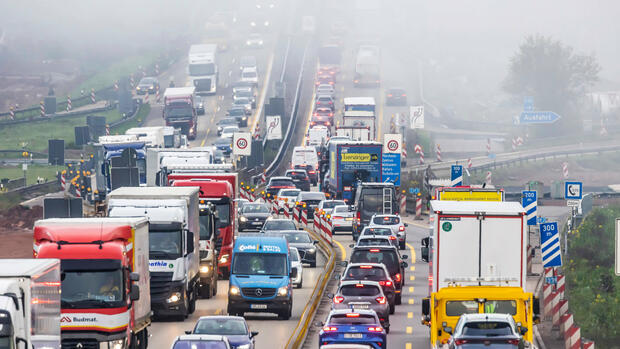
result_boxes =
[227,235,296,319]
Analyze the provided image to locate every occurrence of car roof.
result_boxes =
[286,169,307,173]
[175,334,229,342]
[358,235,391,240]
[197,315,247,322]
[345,262,389,270]
[270,176,292,181]
[372,214,399,218]
[328,308,377,316]
[458,313,515,322]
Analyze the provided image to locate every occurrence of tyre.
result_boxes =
[279,305,292,320]
[310,260,316,268]
[212,277,218,297]
[188,288,197,314]
[399,242,405,250]
[389,303,395,314]
[395,293,402,305]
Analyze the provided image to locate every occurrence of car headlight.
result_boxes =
[242,116,248,120]
[229,285,240,296]
[246,40,251,45]
[258,40,264,45]
[106,339,125,349]
[136,86,141,90]
[200,265,210,274]
[198,103,204,108]
[237,344,251,349]
[308,248,316,254]
[240,216,247,222]
[219,254,229,264]
[264,21,270,26]
[277,286,288,297]
[166,292,182,303]
[250,21,256,27]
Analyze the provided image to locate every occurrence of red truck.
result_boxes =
[170,173,238,279]
[33,217,151,349]
[163,87,198,140]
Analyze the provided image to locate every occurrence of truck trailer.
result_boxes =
[326,140,382,202]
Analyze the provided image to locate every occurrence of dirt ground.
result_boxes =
[0,205,42,258]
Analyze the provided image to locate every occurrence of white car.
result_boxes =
[246,33,264,48]
[220,125,240,139]
[330,205,353,232]
[354,235,393,248]
[276,188,301,213]
[289,247,303,288]
[241,67,258,86]
[367,214,407,250]
[232,97,252,114]
[317,200,346,216]
[316,84,335,97]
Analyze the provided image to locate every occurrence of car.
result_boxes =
[217,118,239,136]
[311,109,333,127]
[315,95,335,111]
[294,191,326,222]
[330,205,354,232]
[275,188,301,213]
[135,77,159,95]
[246,33,264,48]
[220,125,240,139]
[227,106,248,127]
[354,236,392,248]
[349,245,408,305]
[447,313,527,349]
[213,137,232,155]
[260,218,297,233]
[213,148,226,164]
[293,164,318,186]
[316,74,335,86]
[367,214,407,249]
[269,230,318,267]
[284,169,311,191]
[190,316,258,349]
[249,16,270,31]
[330,280,390,330]
[234,198,249,214]
[355,227,397,248]
[318,309,386,349]
[233,86,256,108]
[265,176,296,197]
[195,96,206,115]
[289,247,303,288]
[232,97,252,115]
[341,263,396,314]
[238,202,271,231]
[170,334,231,349]
[241,67,258,86]
[316,84,336,97]
[318,200,346,216]
[239,56,257,72]
[385,88,407,106]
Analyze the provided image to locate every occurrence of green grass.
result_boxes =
[565,206,620,345]
[110,104,150,135]
[0,164,60,185]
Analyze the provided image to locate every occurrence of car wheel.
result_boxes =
[399,242,405,250]
[200,284,211,299]
[310,260,316,268]
[395,293,402,305]
[389,303,395,314]
[188,288,197,314]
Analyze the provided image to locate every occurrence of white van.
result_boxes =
[291,146,319,185]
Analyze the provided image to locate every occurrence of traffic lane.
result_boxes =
[149,252,327,349]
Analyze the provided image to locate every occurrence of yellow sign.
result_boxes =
[439,190,503,201]
[341,153,371,162]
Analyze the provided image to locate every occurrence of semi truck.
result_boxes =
[326,140,382,202]
[334,125,371,141]
[420,201,538,348]
[107,187,202,319]
[0,259,61,349]
[33,218,151,349]
[145,148,215,186]
[98,135,147,187]
[188,44,218,95]
[343,97,376,140]
[125,127,166,148]
[163,87,198,140]
[354,45,380,87]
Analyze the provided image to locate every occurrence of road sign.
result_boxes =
[450,165,463,187]
[383,134,402,154]
[566,199,580,207]
[540,222,562,268]
[519,111,562,124]
[564,181,583,200]
[409,188,419,194]
[522,190,537,226]
[266,115,282,140]
[382,153,401,186]
[545,276,557,285]
[537,217,547,224]
[410,106,424,129]
[233,132,252,156]
[616,218,620,276]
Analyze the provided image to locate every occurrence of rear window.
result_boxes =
[462,322,515,336]
[263,220,296,231]
[287,172,307,179]
[459,343,518,349]
[361,228,392,236]
[242,71,257,78]
[340,284,380,297]
[345,267,387,281]
[357,238,391,247]
[329,314,376,325]
[279,190,300,197]
[301,193,326,201]
[350,249,399,274]
[270,179,294,186]
[173,341,227,349]
[322,201,345,209]
[373,216,400,225]
[358,187,396,219]
[333,206,349,213]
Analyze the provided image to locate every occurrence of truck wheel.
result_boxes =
[395,294,402,305]
[188,288,197,314]
[279,305,292,320]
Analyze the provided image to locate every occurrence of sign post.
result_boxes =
[616,218,620,276]
[522,191,538,226]
[382,134,402,186]
[233,132,252,156]
[450,165,463,187]
[540,222,562,268]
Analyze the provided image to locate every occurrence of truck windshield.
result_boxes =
[232,253,287,276]
[165,106,193,118]
[149,230,182,259]
[189,63,216,76]
[446,300,479,316]
[61,269,124,308]
[199,212,213,240]
[215,203,230,228]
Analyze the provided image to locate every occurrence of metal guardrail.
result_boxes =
[0,103,114,127]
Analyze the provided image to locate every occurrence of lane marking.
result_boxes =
[333,239,346,261]
[406,242,416,261]
[408,298,414,305]
[406,344,412,349]
[409,286,414,293]
[403,217,430,229]
[215,308,222,315]
[201,100,218,147]
[410,266,415,272]
[410,275,415,281]
[406,326,413,334]
[407,312,413,319]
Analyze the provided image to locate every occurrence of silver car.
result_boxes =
[358,227,398,248]
[330,205,353,232]
[330,280,390,332]
[354,235,392,248]
[316,84,335,97]
[367,214,407,250]
[289,247,303,288]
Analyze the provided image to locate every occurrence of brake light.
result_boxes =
[329,113,333,116]
[368,326,383,332]
[387,94,393,97]
[333,216,342,219]
[378,280,393,287]
[333,296,344,304]
[375,296,387,304]
[356,211,361,223]
[384,216,390,221]
[506,339,520,345]
[399,226,405,232]
[346,313,360,318]
[455,340,468,345]
[389,236,396,240]
[402,94,407,97]
[329,81,334,85]
[323,326,338,332]
[395,273,402,282]
[360,265,372,269]
[308,170,316,174]
[428,275,433,286]
[355,284,364,288]
[369,249,380,252]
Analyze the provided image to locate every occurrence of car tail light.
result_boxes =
[402,94,407,97]
[375,296,387,304]
[399,226,405,232]
[379,280,393,287]
[389,236,396,240]
[315,81,320,85]
[395,273,401,282]
[317,101,322,105]
[506,339,520,345]
[333,216,342,220]
[323,326,338,332]
[356,211,361,223]
[368,326,383,332]
[328,101,333,104]
[355,283,364,288]
[455,340,468,346]
[308,170,316,174]
[329,113,333,117]
[387,94,393,97]
[329,81,334,85]
[370,249,380,252]
[324,121,330,126]
[346,313,360,318]
[428,275,433,286]
[384,216,390,221]
[333,295,344,304]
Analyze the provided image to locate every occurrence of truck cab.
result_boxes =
[163,87,198,140]
[227,235,295,320]
[99,135,147,188]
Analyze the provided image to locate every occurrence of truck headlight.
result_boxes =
[308,248,316,254]
[277,286,288,296]
[229,285,240,296]
[166,292,182,303]
[219,254,229,264]
[200,265,210,274]
[240,216,247,222]
[103,339,125,349]
[246,40,252,45]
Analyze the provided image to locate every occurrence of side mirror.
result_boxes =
[349,243,355,248]
[15,338,27,349]
[443,326,452,334]
[129,272,140,282]
[130,284,140,301]
[250,331,259,338]
[314,240,319,245]
[520,327,528,335]
[333,274,341,280]
[421,297,430,316]
[404,223,409,227]
[290,268,298,279]
[186,230,195,254]
[326,292,334,299]
[314,321,324,327]
[338,261,348,267]
[533,297,540,315]
[421,246,429,263]
[184,330,192,335]
[401,262,408,268]
[401,254,408,260]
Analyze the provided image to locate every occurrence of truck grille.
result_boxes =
[150,272,173,301]
[62,339,99,349]
[215,237,223,252]
[194,79,212,91]
[241,287,276,298]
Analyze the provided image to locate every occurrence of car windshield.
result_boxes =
[215,138,230,145]
[61,269,123,306]
[199,211,214,240]
[329,314,377,325]
[287,171,307,179]
[234,98,250,104]
[189,62,216,76]
[263,220,296,231]
[240,56,256,66]
[340,284,380,297]
[290,248,300,262]
[458,344,518,349]
[140,78,155,85]
[362,227,392,236]
[149,230,182,259]
[333,206,349,213]
[462,322,515,337]
[279,190,300,197]
[194,318,248,335]
[373,216,400,225]
[232,253,287,275]
[242,71,257,78]
[322,201,345,209]
[345,267,386,281]
[350,249,399,274]
[242,204,270,213]
[222,127,239,133]
[301,193,325,201]
[173,340,227,349]
[165,106,193,118]
[219,118,237,126]
[235,90,252,98]
[282,232,312,243]
[229,108,245,116]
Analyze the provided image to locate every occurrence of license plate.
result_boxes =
[345,217,352,221]
[351,304,369,309]
[344,333,363,339]
[252,222,263,225]
[250,304,267,309]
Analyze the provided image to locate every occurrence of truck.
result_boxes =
[0,259,61,349]
[343,97,376,140]
[434,186,505,201]
[335,125,371,141]
[227,235,296,320]
[125,126,166,148]
[420,200,538,348]
[188,44,218,95]
[106,187,202,319]
[145,148,216,186]
[354,45,380,87]
[98,135,147,187]
[163,87,198,140]
[325,140,382,202]
[169,172,238,279]
[33,218,151,349]
[162,126,187,148]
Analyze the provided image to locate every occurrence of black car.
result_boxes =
[227,106,248,127]
[385,88,407,106]
[265,177,296,198]
[294,164,318,186]
[136,77,159,95]
[217,117,239,136]
[350,245,408,305]
[284,169,311,191]
[341,263,396,313]
[213,148,226,164]
[238,203,271,231]
[267,230,318,267]
[195,96,205,115]
[260,219,297,233]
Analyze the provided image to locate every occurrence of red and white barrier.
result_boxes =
[155,64,160,75]
[66,95,72,112]
[75,185,81,198]
[562,162,569,179]
[130,74,135,88]
[467,158,472,169]
[40,101,45,117]
[293,207,300,222]
[543,284,555,318]
[156,86,161,102]
[560,313,574,335]
[556,274,565,299]
[60,172,66,191]
[415,197,422,219]
[436,144,442,162]
[105,124,110,136]
[583,341,595,349]
[553,298,569,327]
[300,209,308,229]
[486,138,491,155]
[400,194,406,216]
[90,89,96,103]
[8,106,14,120]
[547,291,561,324]
[485,171,492,186]
[144,91,149,104]
[114,80,119,91]
[281,206,290,219]
[260,171,266,184]
[527,244,533,275]
[564,325,581,349]
[544,267,555,281]
[321,215,333,245]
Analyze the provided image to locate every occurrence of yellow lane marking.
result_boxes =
[410,266,415,272]
[333,239,346,261]
[410,275,415,281]
[406,326,413,334]
[250,51,275,132]
[406,242,416,261]
[215,308,222,315]
[409,286,414,293]
[407,312,413,319]
[406,343,412,349]
[408,298,414,305]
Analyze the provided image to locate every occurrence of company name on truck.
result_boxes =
[150,261,174,268]
[238,244,281,252]
[61,316,97,323]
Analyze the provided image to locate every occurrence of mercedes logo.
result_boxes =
[255,288,263,296]
[76,343,83,349]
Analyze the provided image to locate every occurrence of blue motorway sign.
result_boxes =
[519,111,562,124]
[564,181,583,200]
[545,276,557,285]
[537,217,547,224]
[522,191,537,226]
[409,188,419,194]
[451,165,463,187]
[382,153,401,186]
[540,222,562,268]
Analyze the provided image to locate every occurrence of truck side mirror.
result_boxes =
[443,326,452,334]
[401,254,408,260]
[314,240,319,245]
[404,223,409,227]
[401,262,408,268]
[130,284,140,301]
[421,297,430,316]
[421,246,429,263]
[129,272,140,282]
[186,230,194,254]
[290,268,298,279]
[15,337,27,349]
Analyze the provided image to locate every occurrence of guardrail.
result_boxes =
[0,103,114,127]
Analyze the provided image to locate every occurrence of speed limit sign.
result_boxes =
[233,132,252,156]
[383,134,402,154]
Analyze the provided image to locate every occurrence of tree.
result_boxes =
[503,35,600,134]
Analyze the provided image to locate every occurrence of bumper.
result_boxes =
[228,296,291,315]
[331,219,353,231]
[238,220,266,231]
[298,250,317,265]
[319,336,385,349]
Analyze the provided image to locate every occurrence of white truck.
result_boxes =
[335,125,371,141]
[146,148,214,186]
[0,259,61,349]
[354,45,380,87]
[307,125,330,147]
[188,44,218,95]
[343,97,376,140]
[107,187,203,319]
[125,127,166,148]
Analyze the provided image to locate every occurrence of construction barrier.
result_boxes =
[552,298,568,327]
[293,207,300,222]
[556,274,565,299]
[527,244,533,275]
[543,284,555,319]
[415,197,422,219]
[300,209,308,229]
[564,325,581,349]
[400,194,406,216]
